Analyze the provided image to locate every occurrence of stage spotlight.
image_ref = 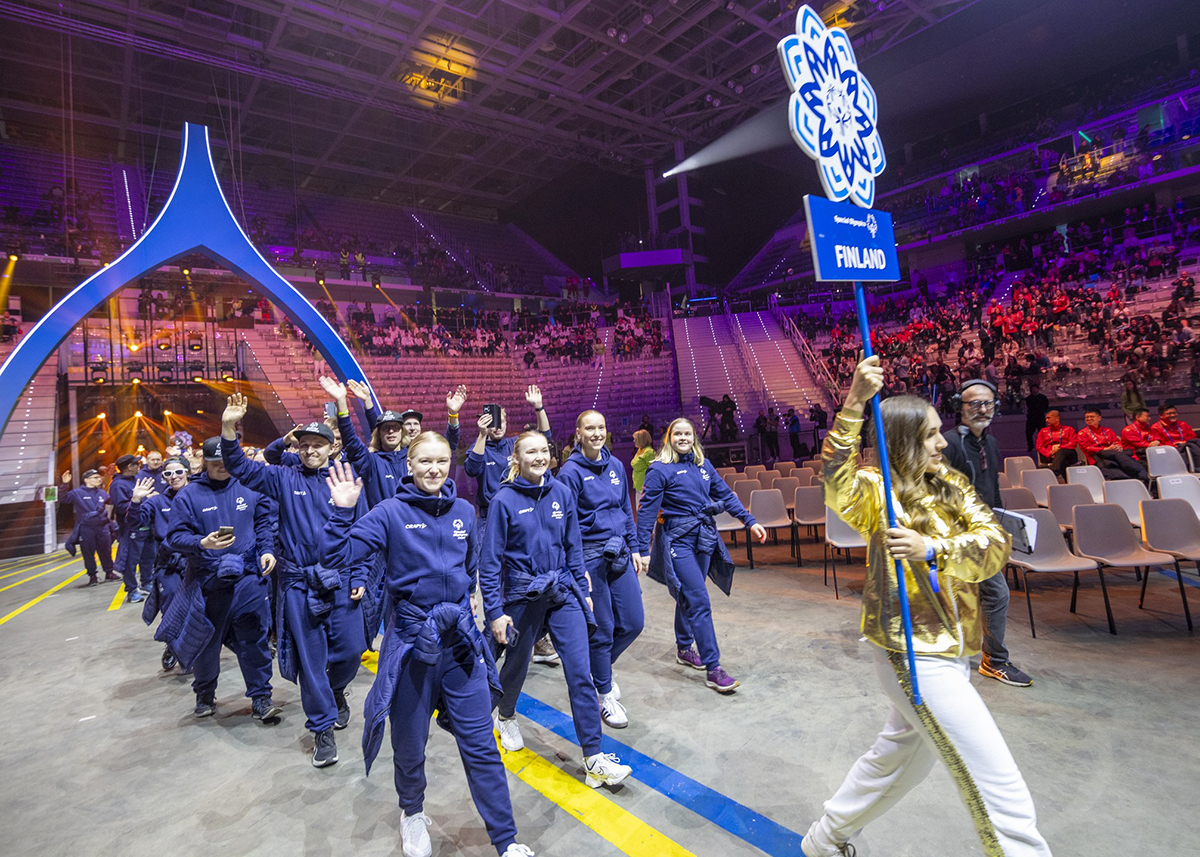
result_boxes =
[163,410,172,416]
[129,343,140,352]
[196,409,204,415]
[98,449,106,455]
[735,84,744,94]
[7,253,16,262]
[93,377,105,385]
[97,412,106,420]
[642,12,653,24]
[750,63,760,75]
[132,378,141,385]
[371,273,381,287]
[712,97,722,107]
[134,410,143,418]
[606,25,617,38]
[316,269,326,286]
[223,374,234,382]
[617,30,628,43]
[705,93,713,102]
[193,375,204,382]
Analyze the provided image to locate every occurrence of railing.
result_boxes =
[769,296,840,409]
[724,308,770,420]
[237,335,298,434]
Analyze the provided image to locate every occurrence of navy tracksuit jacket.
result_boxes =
[558,448,645,696]
[636,453,756,670]
[131,485,186,623]
[165,472,275,699]
[109,472,142,591]
[479,474,603,757]
[223,437,368,733]
[62,486,114,576]
[337,412,462,508]
[320,478,518,852]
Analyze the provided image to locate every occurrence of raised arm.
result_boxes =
[526,384,550,435]
[220,393,283,499]
[320,460,387,568]
[822,356,885,536]
[346,379,378,432]
[446,384,466,449]
[465,411,493,477]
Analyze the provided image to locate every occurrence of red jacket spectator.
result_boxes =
[1076,426,1121,466]
[1120,421,1156,453]
[1035,424,1076,460]
[1151,417,1197,446]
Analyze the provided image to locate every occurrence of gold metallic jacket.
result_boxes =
[822,412,1011,658]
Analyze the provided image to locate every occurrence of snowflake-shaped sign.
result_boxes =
[777,5,886,208]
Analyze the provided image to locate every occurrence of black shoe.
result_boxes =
[85,575,99,587]
[252,697,282,723]
[979,655,1033,687]
[103,572,120,582]
[161,647,177,671]
[312,728,338,767]
[333,689,350,730]
[194,696,216,718]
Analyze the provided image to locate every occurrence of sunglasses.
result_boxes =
[163,468,188,477]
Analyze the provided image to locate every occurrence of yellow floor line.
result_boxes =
[107,586,127,612]
[0,570,89,627]
[359,651,695,857]
[0,556,64,581]
[0,561,78,593]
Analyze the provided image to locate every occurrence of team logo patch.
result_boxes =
[551,500,563,520]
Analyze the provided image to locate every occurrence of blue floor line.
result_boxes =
[516,694,806,857]
[1155,567,1200,589]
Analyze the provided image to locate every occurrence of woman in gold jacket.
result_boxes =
[802,356,1052,857]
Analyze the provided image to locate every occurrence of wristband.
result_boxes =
[337,411,349,418]
[535,406,545,412]
[448,413,459,421]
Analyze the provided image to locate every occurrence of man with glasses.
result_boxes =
[942,379,1034,688]
[1151,404,1200,469]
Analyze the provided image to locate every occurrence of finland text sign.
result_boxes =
[802,194,899,283]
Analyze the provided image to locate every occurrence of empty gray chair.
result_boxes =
[714,510,749,557]
[743,464,766,480]
[1066,465,1105,504]
[1156,474,1200,520]
[1019,468,1058,507]
[733,480,758,511]
[1004,456,1036,486]
[774,461,797,478]
[1146,445,1189,478]
[1103,479,1151,529]
[792,485,826,567]
[772,477,801,512]
[824,506,866,599]
[716,467,738,480]
[999,487,1039,510]
[1072,504,1176,635]
[1046,483,1094,533]
[749,488,795,565]
[758,470,781,491]
[997,472,1012,490]
[1136,499,1196,630]
[1006,508,1100,638]
[794,470,816,487]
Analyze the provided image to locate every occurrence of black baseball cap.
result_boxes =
[295,421,336,444]
[115,454,139,470]
[377,410,406,426]
[202,437,224,461]
[82,468,100,479]
[398,409,423,424]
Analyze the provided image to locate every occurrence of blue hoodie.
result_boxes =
[109,472,138,533]
[132,485,181,543]
[222,437,367,586]
[635,453,756,554]
[556,447,637,552]
[165,472,274,575]
[478,473,585,623]
[63,486,111,528]
[139,466,169,495]
[464,426,552,514]
[335,413,410,508]
[320,477,476,608]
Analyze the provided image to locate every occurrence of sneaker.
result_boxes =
[103,571,120,582]
[252,697,282,723]
[312,728,338,767]
[583,752,632,789]
[86,575,99,587]
[127,589,146,604]
[801,838,856,857]
[500,846,536,857]
[494,713,524,752]
[399,810,432,857]
[610,676,621,701]
[193,695,216,718]
[706,666,740,694]
[161,647,177,671]
[675,647,705,671]
[979,656,1033,687]
[599,692,628,728]
[333,688,351,730]
[532,636,559,665]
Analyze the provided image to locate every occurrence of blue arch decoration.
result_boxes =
[0,122,370,431]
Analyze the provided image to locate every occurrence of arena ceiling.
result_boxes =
[0,0,1197,219]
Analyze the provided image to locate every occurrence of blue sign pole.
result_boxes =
[852,281,922,705]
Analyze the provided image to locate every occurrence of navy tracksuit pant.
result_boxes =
[670,532,722,671]
[282,581,365,733]
[585,555,644,696]
[192,574,274,701]
[391,647,518,854]
[79,525,114,577]
[117,530,153,591]
[497,592,602,757]
[132,536,156,589]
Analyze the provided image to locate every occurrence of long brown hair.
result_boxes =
[871,395,965,535]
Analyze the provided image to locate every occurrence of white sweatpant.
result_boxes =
[803,648,1052,857]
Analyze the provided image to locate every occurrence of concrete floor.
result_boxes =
[0,537,1197,857]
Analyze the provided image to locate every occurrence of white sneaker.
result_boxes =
[583,752,631,788]
[494,713,524,752]
[501,845,536,857]
[400,810,432,857]
[610,676,621,701]
[599,692,628,728]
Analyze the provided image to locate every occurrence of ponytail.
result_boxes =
[503,431,548,483]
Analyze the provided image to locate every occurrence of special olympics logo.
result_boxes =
[453,518,464,529]
[866,213,878,239]
[777,5,886,208]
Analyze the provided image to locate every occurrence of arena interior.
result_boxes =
[1,1,1200,855]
